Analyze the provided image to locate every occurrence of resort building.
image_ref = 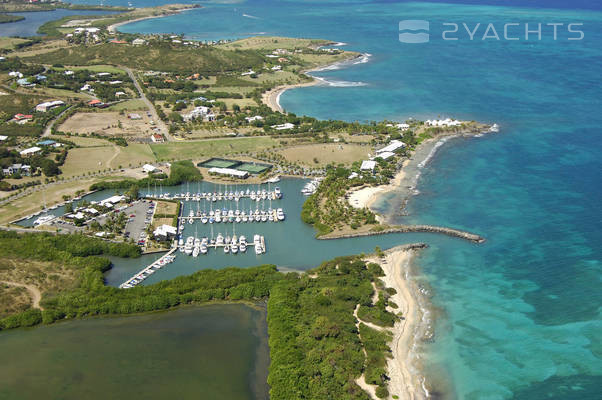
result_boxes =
[375,151,395,160]
[271,123,295,130]
[19,147,42,157]
[376,140,406,155]
[35,100,65,112]
[132,38,147,46]
[360,160,377,172]
[396,123,410,130]
[425,118,462,127]
[208,167,249,179]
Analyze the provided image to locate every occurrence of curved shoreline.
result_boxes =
[350,127,496,223]
[262,52,366,112]
[107,6,197,34]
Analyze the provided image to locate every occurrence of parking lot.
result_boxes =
[123,200,155,247]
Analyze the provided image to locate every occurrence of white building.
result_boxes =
[271,123,295,130]
[208,167,249,179]
[142,164,157,173]
[184,106,211,122]
[99,195,126,207]
[154,224,177,240]
[376,140,406,155]
[132,38,147,46]
[0,135,7,141]
[20,147,42,157]
[396,123,410,130]
[35,100,65,112]
[425,118,462,127]
[360,160,377,171]
[375,151,395,160]
[245,115,263,123]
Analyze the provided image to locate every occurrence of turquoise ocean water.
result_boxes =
[66,0,602,398]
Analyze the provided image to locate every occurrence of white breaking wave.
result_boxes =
[312,76,367,87]
[332,41,347,47]
[353,53,372,64]
[418,137,451,168]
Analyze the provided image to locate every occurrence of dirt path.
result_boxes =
[0,280,43,310]
[122,66,171,141]
[106,145,121,169]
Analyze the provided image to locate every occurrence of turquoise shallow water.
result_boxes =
[65,0,602,398]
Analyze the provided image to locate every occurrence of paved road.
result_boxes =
[42,105,73,137]
[121,66,171,141]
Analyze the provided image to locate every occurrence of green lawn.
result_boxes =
[0,37,29,50]
[151,137,279,161]
[106,99,147,111]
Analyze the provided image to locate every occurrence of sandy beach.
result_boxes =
[262,53,364,112]
[348,129,490,224]
[262,80,319,113]
[107,7,195,34]
[375,246,429,400]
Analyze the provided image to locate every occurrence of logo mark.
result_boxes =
[399,20,430,43]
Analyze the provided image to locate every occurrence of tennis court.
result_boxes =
[198,158,240,169]
[237,162,271,174]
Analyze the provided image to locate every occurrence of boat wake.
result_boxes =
[242,13,260,19]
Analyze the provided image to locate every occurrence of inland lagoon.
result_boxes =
[0,305,270,400]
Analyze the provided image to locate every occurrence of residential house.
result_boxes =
[19,147,42,157]
[35,100,65,112]
[271,123,295,130]
[360,160,376,172]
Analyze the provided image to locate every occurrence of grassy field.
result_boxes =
[57,65,126,74]
[106,99,147,111]
[24,86,95,101]
[150,136,279,161]
[61,146,117,176]
[0,37,29,50]
[59,111,152,136]
[111,144,156,168]
[49,135,111,147]
[62,144,155,175]
[0,258,79,318]
[279,143,371,166]
[220,36,329,51]
[155,201,178,216]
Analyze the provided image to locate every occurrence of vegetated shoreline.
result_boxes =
[360,243,432,400]
[262,52,366,112]
[349,127,497,225]
[107,6,198,34]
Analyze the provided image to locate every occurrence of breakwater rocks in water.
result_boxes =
[320,225,485,243]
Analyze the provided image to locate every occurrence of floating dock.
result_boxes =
[119,246,177,289]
